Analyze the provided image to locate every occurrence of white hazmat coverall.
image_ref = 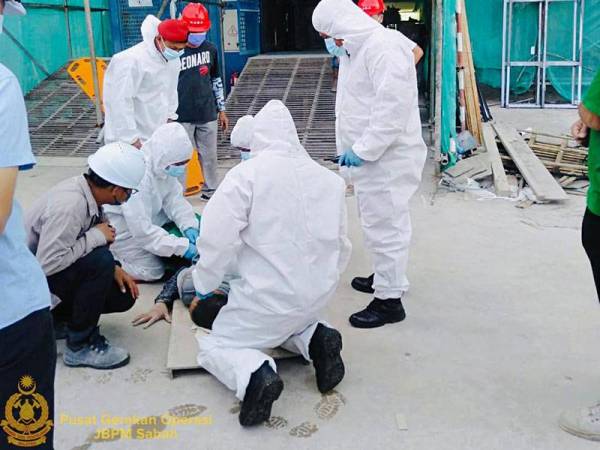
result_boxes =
[103,15,180,145]
[192,100,351,400]
[313,0,427,300]
[105,123,198,281]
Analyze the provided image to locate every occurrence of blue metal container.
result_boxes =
[222,0,260,91]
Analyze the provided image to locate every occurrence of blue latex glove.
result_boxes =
[339,149,364,167]
[195,291,212,300]
[184,228,199,245]
[183,243,198,260]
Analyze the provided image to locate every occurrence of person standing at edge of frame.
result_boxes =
[0,1,56,448]
[559,68,600,442]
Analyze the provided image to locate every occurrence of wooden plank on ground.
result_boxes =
[482,123,511,197]
[445,153,487,178]
[492,122,568,202]
[167,300,297,377]
[460,0,483,144]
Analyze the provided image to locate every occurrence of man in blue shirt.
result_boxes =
[0,1,56,448]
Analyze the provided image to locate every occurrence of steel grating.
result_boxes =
[218,56,337,161]
[26,66,102,157]
[27,56,337,160]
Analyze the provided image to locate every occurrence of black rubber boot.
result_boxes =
[239,361,283,427]
[309,324,345,393]
[349,298,406,329]
[351,274,375,294]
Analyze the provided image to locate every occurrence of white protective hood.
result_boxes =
[142,122,193,179]
[250,100,307,157]
[140,15,162,58]
[230,115,255,149]
[312,0,380,56]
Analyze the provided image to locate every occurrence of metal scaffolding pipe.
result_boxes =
[433,0,443,172]
[83,0,103,127]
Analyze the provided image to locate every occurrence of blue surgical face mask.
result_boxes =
[162,46,184,61]
[240,150,251,161]
[165,165,186,177]
[188,32,207,47]
[325,38,347,58]
[161,38,184,60]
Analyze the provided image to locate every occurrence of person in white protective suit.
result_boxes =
[128,115,257,328]
[102,16,189,148]
[313,0,427,329]
[104,123,200,282]
[191,100,352,427]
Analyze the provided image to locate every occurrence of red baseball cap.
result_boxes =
[158,19,189,43]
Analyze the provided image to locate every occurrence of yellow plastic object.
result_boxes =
[185,150,204,197]
[67,58,107,106]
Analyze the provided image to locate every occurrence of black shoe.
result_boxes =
[351,274,375,294]
[349,298,406,329]
[309,324,345,393]
[239,362,283,427]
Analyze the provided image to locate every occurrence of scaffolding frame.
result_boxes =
[501,0,584,109]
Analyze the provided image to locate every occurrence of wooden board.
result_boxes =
[482,123,512,197]
[446,153,491,181]
[166,300,297,377]
[492,122,568,202]
[459,0,483,144]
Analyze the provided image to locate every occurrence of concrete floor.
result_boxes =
[15,108,600,450]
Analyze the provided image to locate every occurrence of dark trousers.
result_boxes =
[0,308,56,449]
[47,246,135,351]
[583,208,600,302]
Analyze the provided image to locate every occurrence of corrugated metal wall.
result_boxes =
[0,0,113,94]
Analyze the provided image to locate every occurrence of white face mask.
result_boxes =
[0,16,4,34]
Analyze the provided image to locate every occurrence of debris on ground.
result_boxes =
[442,121,589,205]
[492,122,568,202]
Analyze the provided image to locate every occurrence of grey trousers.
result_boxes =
[181,121,219,196]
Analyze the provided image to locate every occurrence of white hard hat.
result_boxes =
[4,0,27,16]
[88,142,146,189]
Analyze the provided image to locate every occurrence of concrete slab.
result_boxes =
[166,301,296,377]
[489,106,578,137]
[14,154,600,450]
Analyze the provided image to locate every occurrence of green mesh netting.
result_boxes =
[0,0,113,95]
[465,0,600,100]
[441,0,458,166]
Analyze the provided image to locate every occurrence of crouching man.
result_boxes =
[25,143,146,370]
[190,100,352,426]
